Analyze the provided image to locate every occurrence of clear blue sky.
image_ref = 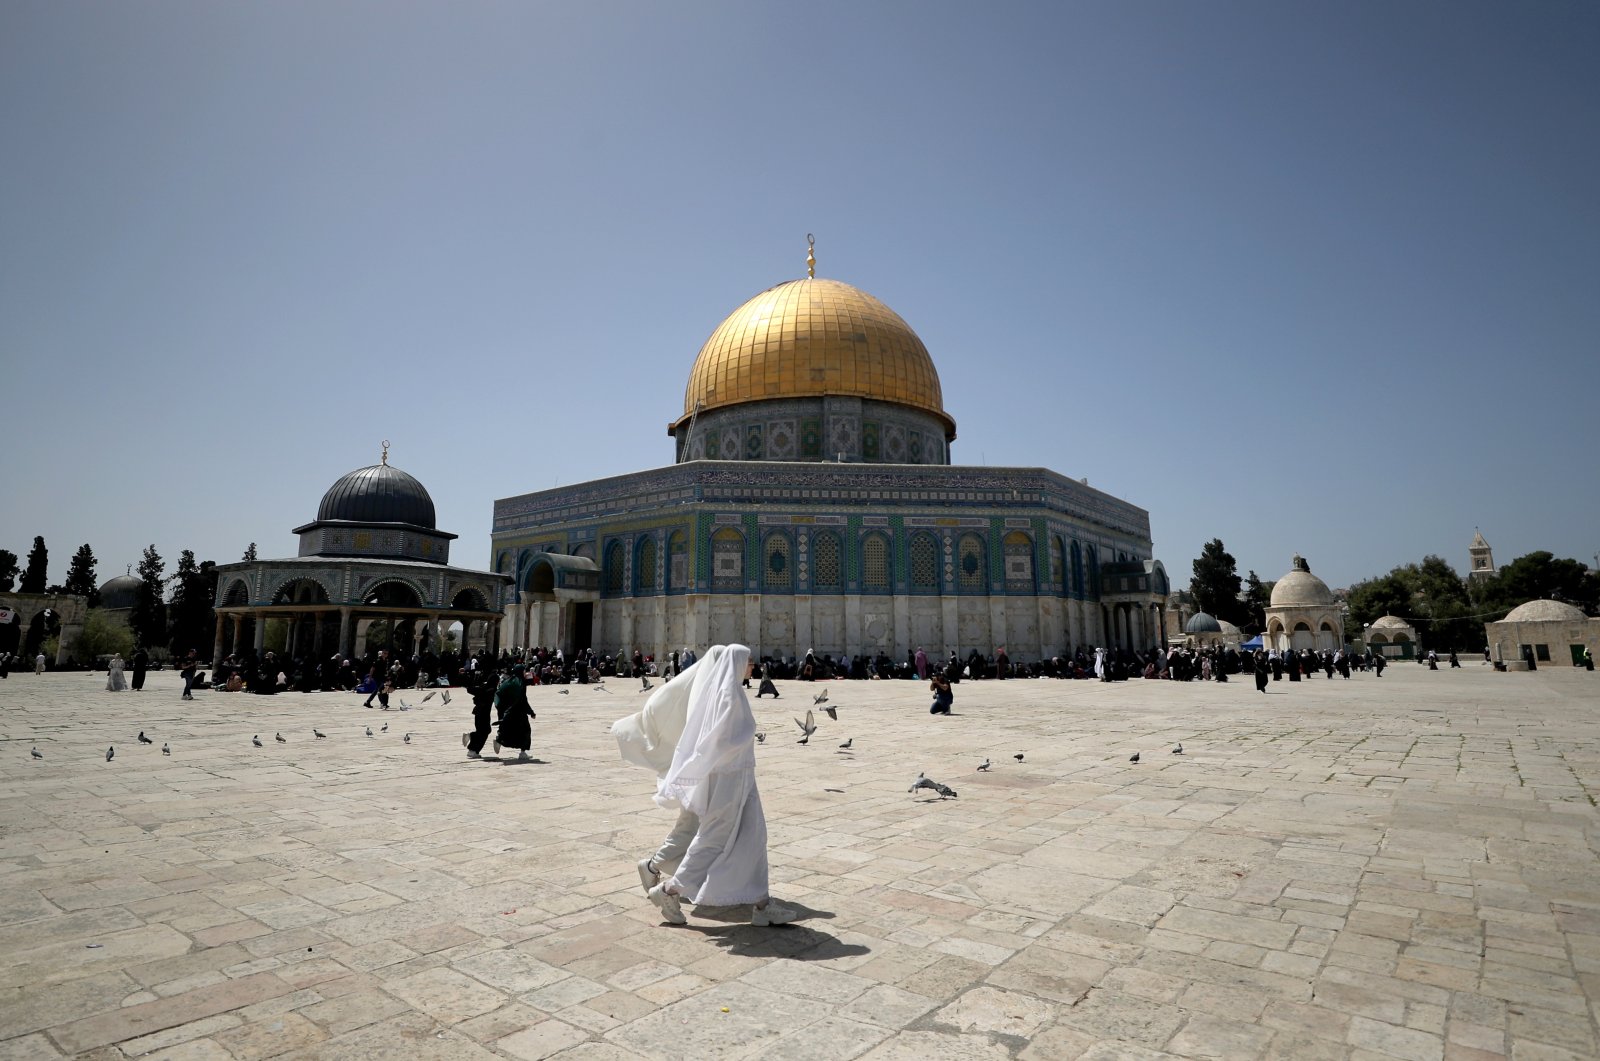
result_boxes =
[2,1,1596,592]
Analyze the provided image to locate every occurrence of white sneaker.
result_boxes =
[752,900,797,926]
[648,884,686,925]
[637,859,659,894]
[467,750,481,759]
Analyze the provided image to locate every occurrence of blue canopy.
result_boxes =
[1240,636,1264,651]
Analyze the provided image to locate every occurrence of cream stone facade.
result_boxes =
[1263,554,1344,653]
[1364,614,1420,659]
[1485,598,1599,669]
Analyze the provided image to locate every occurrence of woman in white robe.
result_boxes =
[106,653,128,692]
[647,644,795,926]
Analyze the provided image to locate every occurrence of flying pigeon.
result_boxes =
[106,746,116,761]
[591,685,610,693]
[138,731,153,744]
[909,773,958,799]
[421,691,436,703]
[162,743,170,755]
[403,733,411,744]
[813,689,829,705]
[1013,753,1025,762]
[440,690,452,705]
[314,729,327,738]
[823,706,838,721]
[1172,743,1183,755]
[1129,752,1141,763]
[31,746,42,759]
[977,758,990,771]
[398,699,411,710]
[381,722,388,733]
[794,710,817,744]
[275,732,286,743]
[641,677,653,691]
[838,738,853,750]
[365,726,373,737]
[252,735,263,747]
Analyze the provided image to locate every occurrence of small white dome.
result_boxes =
[1501,599,1587,624]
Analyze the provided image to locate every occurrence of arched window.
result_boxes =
[1003,531,1035,593]
[1086,544,1099,599]
[763,533,792,591]
[603,541,625,596]
[712,528,743,591]
[1053,536,1068,597]
[861,533,890,593]
[636,537,658,594]
[812,532,841,592]
[1071,541,1084,598]
[910,533,939,592]
[667,530,688,591]
[957,533,987,594]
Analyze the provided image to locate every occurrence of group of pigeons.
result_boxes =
[34,729,174,762]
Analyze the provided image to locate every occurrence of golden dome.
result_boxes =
[675,277,954,437]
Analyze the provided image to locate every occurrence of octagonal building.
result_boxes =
[493,246,1167,663]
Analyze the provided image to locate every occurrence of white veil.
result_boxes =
[655,644,755,816]
[611,645,724,776]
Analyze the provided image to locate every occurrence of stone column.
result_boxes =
[212,615,226,665]
[232,614,245,658]
[253,612,267,652]
[338,608,352,659]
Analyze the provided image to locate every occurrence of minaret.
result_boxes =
[1468,529,1495,580]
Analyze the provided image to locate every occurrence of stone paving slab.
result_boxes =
[2,664,1598,1059]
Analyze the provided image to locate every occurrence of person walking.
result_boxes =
[644,645,796,927]
[179,653,198,700]
[131,648,149,692]
[493,666,535,761]
[35,651,46,675]
[462,669,498,758]
[614,647,723,911]
[106,652,128,691]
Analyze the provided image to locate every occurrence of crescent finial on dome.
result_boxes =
[806,233,815,279]
[381,440,390,466]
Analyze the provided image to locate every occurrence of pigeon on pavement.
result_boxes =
[641,677,653,691]
[275,732,286,743]
[138,731,153,744]
[1014,753,1025,762]
[162,743,170,755]
[1129,751,1141,763]
[252,735,263,747]
[365,726,374,737]
[977,758,990,771]
[755,732,766,744]
[381,722,388,733]
[106,746,115,762]
[403,733,411,744]
[31,746,43,759]
[314,729,327,738]
[1172,743,1183,755]
[398,699,411,710]
[909,773,958,799]
[838,738,853,750]
[794,710,817,744]
[558,689,570,695]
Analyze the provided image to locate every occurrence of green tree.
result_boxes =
[1242,570,1273,632]
[242,542,258,562]
[1474,551,1600,617]
[129,545,167,651]
[1347,556,1477,651]
[21,536,47,593]
[62,544,101,606]
[1346,572,1413,630]
[167,550,217,657]
[1189,539,1246,626]
[0,549,18,591]
[75,609,134,663]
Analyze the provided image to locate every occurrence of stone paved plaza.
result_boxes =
[2,665,1598,1061]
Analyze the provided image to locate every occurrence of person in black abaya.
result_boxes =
[494,667,535,761]
[1254,652,1269,693]
[131,648,149,692]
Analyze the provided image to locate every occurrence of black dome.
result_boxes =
[98,574,142,610]
[316,464,436,528]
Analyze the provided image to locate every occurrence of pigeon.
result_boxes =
[755,732,766,744]
[1129,752,1141,763]
[813,689,829,705]
[275,732,286,743]
[977,758,990,771]
[440,690,452,706]
[162,743,170,756]
[31,746,42,759]
[794,709,817,744]
[591,685,610,694]
[1014,753,1025,762]
[1172,743,1183,755]
[641,677,653,691]
[381,722,388,733]
[909,773,958,799]
[838,738,853,750]
[314,729,327,739]
[421,691,436,703]
[403,733,411,744]
[823,706,838,721]
[558,689,570,695]
[138,731,153,744]
[398,699,411,710]
[365,726,374,737]
[106,746,115,762]
[252,735,263,747]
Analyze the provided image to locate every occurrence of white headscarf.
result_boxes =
[655,644,755,816]
[611,645,725,776]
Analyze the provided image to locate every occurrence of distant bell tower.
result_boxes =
[1469,529,1495,580]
